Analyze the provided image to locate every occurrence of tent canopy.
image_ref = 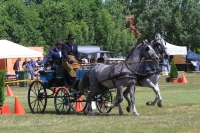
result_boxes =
[0,40,43,59]
[165,42,187,55]
[78,46,100,54]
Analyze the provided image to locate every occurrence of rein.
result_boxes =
[79,59,158,66]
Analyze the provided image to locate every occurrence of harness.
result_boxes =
[91,60,155,87]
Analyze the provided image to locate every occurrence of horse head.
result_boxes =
[141,39,159,61]
[150,33,168,59]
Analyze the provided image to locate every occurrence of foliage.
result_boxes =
[0,0,200,54]
[169,59,178,78]
[165,76,171,83]
[0,70,5,106]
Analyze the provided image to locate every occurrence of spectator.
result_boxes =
[32,67,41,80]
[13,58,21,79]
[30,58,37,69]
[36,57,43,66]
[22,58,28,68]
[97,55,105,63]
[162,55,170,76]
[23,60,34,80]
[82,56,88,63]
[36,57,43,70]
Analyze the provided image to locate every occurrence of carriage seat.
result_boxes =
[39,70,65,88]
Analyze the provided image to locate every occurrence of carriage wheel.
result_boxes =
[28,81,47,114]
[54,88,71,115]
[70,91,87,112]
[96,91,113,113]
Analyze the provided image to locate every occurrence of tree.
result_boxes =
[169,59,178,78]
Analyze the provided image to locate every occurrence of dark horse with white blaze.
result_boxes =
[122,33,168,115]
[78,40,159,115]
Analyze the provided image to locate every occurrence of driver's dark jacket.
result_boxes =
[62,42,80,61]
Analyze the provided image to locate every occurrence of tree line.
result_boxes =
[0,0,200,55]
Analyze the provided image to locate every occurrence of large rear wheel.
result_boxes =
[28,81,47,114]
[54,88,71,115]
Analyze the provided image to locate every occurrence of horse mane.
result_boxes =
[125,43,141,62]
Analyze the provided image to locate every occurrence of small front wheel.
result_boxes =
[96,91,113,113]
[70,91,87,112]
[54,88,71,115]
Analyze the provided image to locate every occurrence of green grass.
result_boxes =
[1,72,200,133]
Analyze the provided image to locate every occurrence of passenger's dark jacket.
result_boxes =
[43,47,61,72]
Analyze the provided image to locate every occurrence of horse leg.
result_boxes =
[144,78,162,107]
[85,93,95,116]
[129,85,139,116]
[85,85,101,116]
[154,82,162,107]
[108,85,124,115]
[123,87,131,113]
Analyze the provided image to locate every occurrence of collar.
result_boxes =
[67,42,73,45]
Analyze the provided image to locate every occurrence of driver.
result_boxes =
[61,34,82,82]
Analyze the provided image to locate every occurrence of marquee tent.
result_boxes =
[165,42,187,55]
[78,46,100,54]
[0,40,43,59]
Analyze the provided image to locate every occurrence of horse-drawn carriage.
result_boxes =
[28,34,167,116]
[27,63,114,115]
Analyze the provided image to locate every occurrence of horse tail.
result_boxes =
[78,70,90,95]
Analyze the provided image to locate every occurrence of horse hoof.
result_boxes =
[126,107,130,113]
[146,101,152,106]
[84,107,89,115]
[90,112,95,116]
[134,112,140,116]
[157,101,162,108]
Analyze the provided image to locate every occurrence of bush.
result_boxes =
[0,70,6,107]
[165,77,171,83]
[169,59,178,78]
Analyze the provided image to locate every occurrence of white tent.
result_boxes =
[78,46,100,54]
[0,40,43,59]
[165,42,187,55]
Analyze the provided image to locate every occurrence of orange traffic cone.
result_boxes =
[0,104,11,114]
[6,84,14,96]
[177,77,182,83]
[181,73,188,83]
[14,96,25,115]
[74,96,84,112]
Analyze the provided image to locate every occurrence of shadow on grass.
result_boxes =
[27,110,131,117]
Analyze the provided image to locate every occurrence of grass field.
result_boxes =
[1,72,200,133]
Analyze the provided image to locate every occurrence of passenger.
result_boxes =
[42,40,63,73]
[61,34,82,82]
